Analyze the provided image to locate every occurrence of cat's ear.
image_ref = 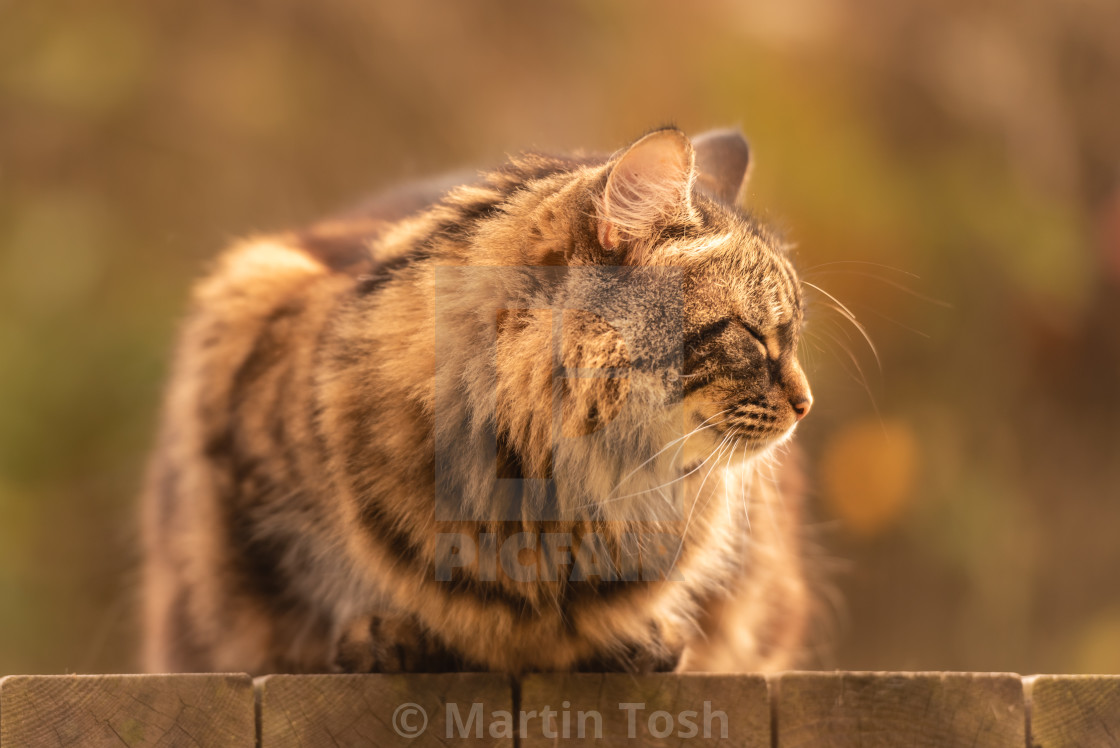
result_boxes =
[692,128,751,207]
[598,129,695,251]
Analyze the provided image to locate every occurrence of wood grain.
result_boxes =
[257,673,513,747]
[0,674,254,747]
[1029,675,1120,747]
[778,671,1025,748]
[518,672,770,747]
[15,671,1120,746]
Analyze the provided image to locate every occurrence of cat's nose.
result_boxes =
[790,395,812,420]
[784,361,812,421]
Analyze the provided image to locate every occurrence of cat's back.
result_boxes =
[141,237,336,670]
[142,168,476,672]
[168,168,470,417]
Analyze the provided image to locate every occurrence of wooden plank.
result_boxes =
[258,673,513,747]
[778,671,1025,748]
[0,674,254,748]
[518,673,770,747]
[1029,674,1120,747]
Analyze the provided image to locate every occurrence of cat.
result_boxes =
[141,127,813,675]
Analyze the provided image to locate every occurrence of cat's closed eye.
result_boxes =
[733,318,770,358]
[684,317,769,366]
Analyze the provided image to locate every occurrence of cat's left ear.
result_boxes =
[692,128,751,207]
[598,128,695,251]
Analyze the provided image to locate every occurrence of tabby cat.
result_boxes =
[141,127,813,675]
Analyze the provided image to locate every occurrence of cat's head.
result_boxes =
[561,128,812,458]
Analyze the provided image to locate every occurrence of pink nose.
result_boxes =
[791,396,812,420]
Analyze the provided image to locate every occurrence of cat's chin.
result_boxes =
[697,415,799,447]
[678,421,799,473]
[752,423,799,462]
[735,421,801,460]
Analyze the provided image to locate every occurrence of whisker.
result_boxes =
[760,457,789,552]
[802,280,882,373]
[671,433,736,568]
[802,269,951,309]
[740,448,752,533]
[798,335,823,373]
[600,426,732,505]
[606,408,731,497]
[806,311,881,397]
[723,442,743,524]
[803,325,882,417]
[851,303,931,339]
[804,323,884,426]
[799,259,921,278]
[807,320,873,392]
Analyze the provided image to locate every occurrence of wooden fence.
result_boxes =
[1,672,1116,746]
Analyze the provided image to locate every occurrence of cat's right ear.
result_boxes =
[598,129,695,252]
[692,128,751,207]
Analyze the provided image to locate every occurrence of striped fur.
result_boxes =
[141,128,813,675]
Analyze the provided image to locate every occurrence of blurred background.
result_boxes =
[1,0,1119,675]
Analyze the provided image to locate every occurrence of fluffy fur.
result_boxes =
[141,127,813,675]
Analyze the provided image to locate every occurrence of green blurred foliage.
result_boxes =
[1,0,1118,674]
